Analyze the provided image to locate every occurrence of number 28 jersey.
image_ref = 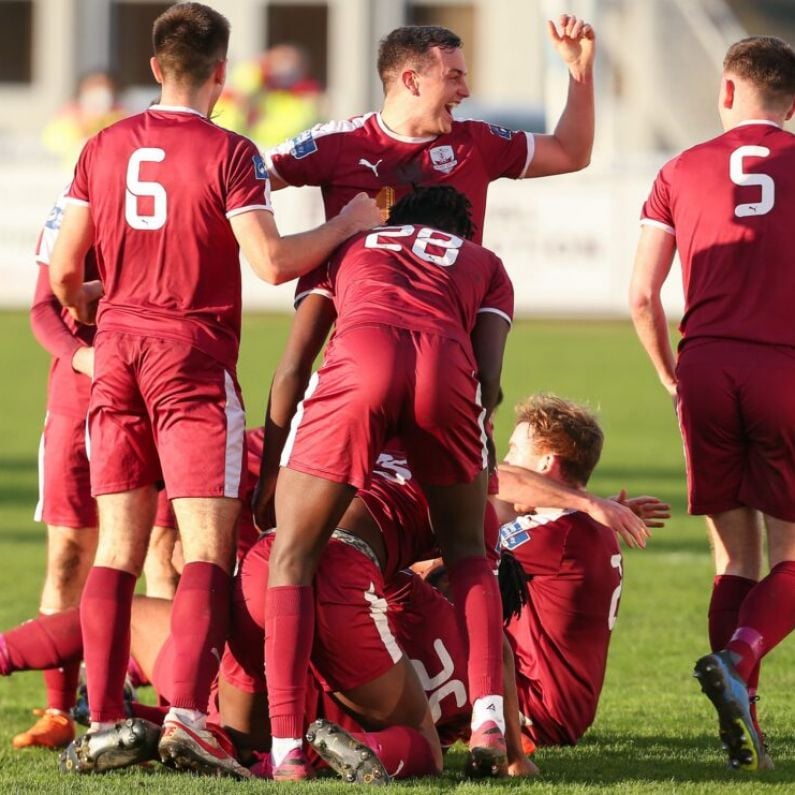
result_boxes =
[67,105,272,369]
[297,224,514,346]
[641,122,795,349]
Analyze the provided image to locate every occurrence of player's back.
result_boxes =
[69,106,270,366]
[501,510,622,744]
[643,123,795,347]
[328,224,513,344]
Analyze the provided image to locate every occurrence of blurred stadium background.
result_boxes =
[0,0,793,317]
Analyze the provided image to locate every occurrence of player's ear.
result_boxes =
[150,56,164,85]
[401,69,420,96]
[214,58,227,86]
[720,76,735,109]
[784,96,795,121]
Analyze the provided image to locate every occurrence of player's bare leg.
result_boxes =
[157,496,249,778]
[706,508,763,579]
[12,524,97,750]
[267,468,356,780]
[129,595,173,685]
[142,525,179,599]
[421,471,507,777]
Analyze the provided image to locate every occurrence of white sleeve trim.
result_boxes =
[640,218,675,235]
[477,307,513,326]
[64,197,89,207]
[225,204,273,219]
[294,287,333,308]
[519,132,536,178]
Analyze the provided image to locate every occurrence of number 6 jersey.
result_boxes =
[67,105,272,370]
[640,121,795,350]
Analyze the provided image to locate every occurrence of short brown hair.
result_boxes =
[515,393,603,487]
[377,26,462,91]
[152,2,230,87]
[724,36,795,110]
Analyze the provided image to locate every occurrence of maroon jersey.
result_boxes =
[67,105,272,369]
[265,113,533,243]
[500,509,622,745]
[385,571,470,746]
[641,121,795,349]
[33,190,98,418]
[296,224,513,347]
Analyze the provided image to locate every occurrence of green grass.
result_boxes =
[1,311,794,792]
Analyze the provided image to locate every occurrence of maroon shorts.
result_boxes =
[677,339,795,520]
[281,325,487,489]
[226,533,402,695]
[35,411,97,528]
[89,332,246,499]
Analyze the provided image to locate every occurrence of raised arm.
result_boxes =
[230,192,380,285]
[628,225,678,397]
[524,14,595,178]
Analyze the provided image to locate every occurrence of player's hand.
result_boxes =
[251,475,275,533]
[612,489,670,528]
[338,191,382,233]
[68,279,104,325]
[547,14,595,80]
[71,346,95,378]
[585,494,651,549]
[507,756,540,777]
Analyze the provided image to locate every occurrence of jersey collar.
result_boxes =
[376,113,438,144]
[735,119,782,129]
[147,104,207,118]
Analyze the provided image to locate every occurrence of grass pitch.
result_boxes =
[1,311,794,793]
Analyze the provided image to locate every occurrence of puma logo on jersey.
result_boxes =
[359,158,383,177]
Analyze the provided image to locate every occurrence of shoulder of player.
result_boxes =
[268,112,379,156]
[450,118,525,143]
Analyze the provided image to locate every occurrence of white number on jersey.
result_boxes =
[729,145,774,218]
[607,553,623,631]
[410,638,467,724]
[365,225,464,267]
[125,148,167,230]
[374,452,412,484]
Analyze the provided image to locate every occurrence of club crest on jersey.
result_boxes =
[429,145,457,174]
[290,129,318,159]
[252,154,268,180]
[488,124,513,140]
[499,516,534,551]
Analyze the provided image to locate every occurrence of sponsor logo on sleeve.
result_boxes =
[488,124,513,140]
[499,516,534,550]
[252,154,268,180]
[44,204,64,231]
[290,129,318,159]
[429,145,458,174]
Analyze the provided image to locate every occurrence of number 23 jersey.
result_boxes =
[641,122,795,349]
[67,105,272,369]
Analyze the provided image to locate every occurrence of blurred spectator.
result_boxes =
[213,44,322,149]
[42,71,128,167]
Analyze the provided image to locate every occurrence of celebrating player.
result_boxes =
[48,2,379,778]
[264,15,595,240]
[629,36,795,771]
[256,185,512,780]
